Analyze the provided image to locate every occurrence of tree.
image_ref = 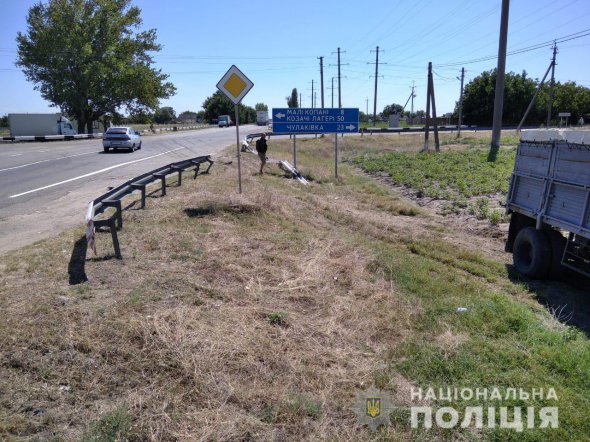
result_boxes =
[287,88,298,108]
[177,110,198,123]
[255,103,268,111]
[16,0,175,133]
[128,110,153,124]
[458,70,542,126]
[202,91,256,124]
[0,115,8,128]
[153,107,176,124]
[381,103,404,120]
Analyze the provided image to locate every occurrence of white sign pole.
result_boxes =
[216,65,253,195]
[335,133,339,178]
[293,134,297,168]
[235,105,242,194]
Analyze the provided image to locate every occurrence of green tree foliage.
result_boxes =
[287,88,298,108]
[202,91,256,124]
[16,0,176,133]
[255,103,268,111]
[459,69,590,126]
[381,103,404,119]
[0,115,8,128]
[128,110,153,124]
[178,111,198,122]
[153,106,176,124]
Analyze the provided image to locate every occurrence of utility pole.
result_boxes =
[365,97,369,117]
[547,42,557,127]
[330,48,348,108]
[422,62,440,153]
[410,81,415,125]
[331,77,335,108]
[310,79,314,108]
[299,92,302,108]
[318,56,325,108]
[517,47,555,131]
[457,67,465,138]
[338,48,341,108]
[368,46,386,124]
[491,0,510,154]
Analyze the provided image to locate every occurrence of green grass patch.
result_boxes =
[352,147,516,199]
[367,235,590,440]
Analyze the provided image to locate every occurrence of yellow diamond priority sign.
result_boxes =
[217,65,254,105]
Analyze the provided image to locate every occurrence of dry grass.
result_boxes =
[0,136,428,440]
[1,131,585,440]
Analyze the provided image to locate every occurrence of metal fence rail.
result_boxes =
[86,154,214,258]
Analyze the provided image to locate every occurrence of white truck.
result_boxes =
[218,115,232,128]
[257,110,268,126]
[506,129,590,279]
[8,113,77,137]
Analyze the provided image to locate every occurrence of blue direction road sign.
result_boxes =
[272,108,359,134]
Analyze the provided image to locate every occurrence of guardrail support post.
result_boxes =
[171,165,183,186]
[130,183,146,209]
[153,173,167,196]
[94,217,122,259]
[102,199,123,229]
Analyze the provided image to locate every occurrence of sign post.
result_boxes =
[293,135,297,168]
[272,108,359,177]
[217,65,254,194]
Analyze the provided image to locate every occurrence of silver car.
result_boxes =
[103,126,142,152]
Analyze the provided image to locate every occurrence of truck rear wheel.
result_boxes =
[547,230,567,280]
[513,227,551,279]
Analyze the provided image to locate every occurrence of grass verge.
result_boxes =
[0,132,588,440]
[351,133,518,224]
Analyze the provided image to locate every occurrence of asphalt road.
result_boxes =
[0,125,265,253]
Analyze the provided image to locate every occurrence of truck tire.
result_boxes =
[547,229,568,280]
[103,146,109,153]
[513,227,551,279]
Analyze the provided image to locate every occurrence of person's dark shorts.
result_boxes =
[258,151,267,161]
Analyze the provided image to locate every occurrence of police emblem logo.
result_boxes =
[366,397,381,418]
[353,386,394,431]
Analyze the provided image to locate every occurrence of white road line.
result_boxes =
[9,147,186,198]
[0,151,97,173]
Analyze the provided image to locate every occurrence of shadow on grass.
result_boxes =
[507,264,590,335]
[68,235,88,285]
[184,203,261,219]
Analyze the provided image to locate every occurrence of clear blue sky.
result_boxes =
[1,0,589,117]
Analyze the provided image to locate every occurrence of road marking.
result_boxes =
[0,151,97,173]
[9,147,186,198]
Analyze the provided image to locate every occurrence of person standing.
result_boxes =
[256,133,268,175]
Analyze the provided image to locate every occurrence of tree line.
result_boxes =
[375,70,589,126]
[457,69,589,126]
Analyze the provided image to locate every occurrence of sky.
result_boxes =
[1,0,590,118]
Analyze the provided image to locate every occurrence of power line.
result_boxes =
[437,28,590,68]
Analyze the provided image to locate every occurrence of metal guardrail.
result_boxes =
[1,125,212,142]
[85,154,214,258]
[1,133,104,142]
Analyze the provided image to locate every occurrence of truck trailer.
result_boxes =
[256,110,268,126]
[218,115,232,128]
[506,129,590,279]
[8,113,77,137]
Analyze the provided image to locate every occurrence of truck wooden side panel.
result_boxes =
[507,131,590,239]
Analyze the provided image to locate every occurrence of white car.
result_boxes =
[103,127,142,152]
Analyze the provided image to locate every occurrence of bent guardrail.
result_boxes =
[85,154,214,259]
